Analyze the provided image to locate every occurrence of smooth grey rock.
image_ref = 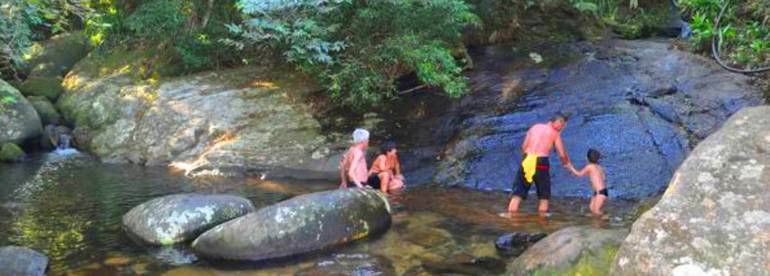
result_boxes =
[612,106,770,276]
[0,80,42,145]
[0,246,48,276]
[192,188,391,261]
[122,193,255,245]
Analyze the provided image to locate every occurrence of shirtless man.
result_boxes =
[507,114,572,213]
[339,128,370,188]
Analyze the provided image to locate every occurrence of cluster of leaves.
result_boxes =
[228,0,479,108]
[679,0,770,69]
[567,0,672,38]
[84,0,241,74]
[0,0,92,80]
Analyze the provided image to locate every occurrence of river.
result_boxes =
[0,152,637,275]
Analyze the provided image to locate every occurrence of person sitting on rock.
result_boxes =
[339,128,370,188]
[367,141,406,194]
[567,148,607,216]
[508,113,572,214]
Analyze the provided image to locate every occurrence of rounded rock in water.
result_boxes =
[122,193,256,245]
[0,246,48,276]
[192,188,392,261]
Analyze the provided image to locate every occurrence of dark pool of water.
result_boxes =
[0,153,638,275]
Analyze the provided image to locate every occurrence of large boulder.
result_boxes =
[431,40,764,198]
[122,193,256,245]
[0,246,48,276]
[508,226,628,276]
[192,188,391,261]
[23,32,91,78]
[59,52,347,179]
[0,80,42,144]
[27,96,61,126]
[612,106,770,276]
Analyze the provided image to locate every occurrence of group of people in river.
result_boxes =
[337,113,609,216]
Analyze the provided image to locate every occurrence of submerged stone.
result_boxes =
[123,193,255,245]
[192,188,391,261]
[508,226,627,276]
[296,253,396,276]
[494,232,547,257]
[0,246,48,276]
[423,255,507,275]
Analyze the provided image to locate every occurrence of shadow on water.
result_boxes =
[0,154,637,275]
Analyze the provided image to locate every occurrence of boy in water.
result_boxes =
[567,149,607,216]
[339,128,370,188]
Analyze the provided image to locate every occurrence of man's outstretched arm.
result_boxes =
[554,134,571,166]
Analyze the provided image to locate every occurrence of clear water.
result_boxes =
[0,153,637,275]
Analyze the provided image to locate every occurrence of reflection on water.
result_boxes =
[0,154,636,275]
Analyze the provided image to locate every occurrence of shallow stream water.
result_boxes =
[0,153,637,275]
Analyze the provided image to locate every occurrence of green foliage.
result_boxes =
[231,0,479,108]
[678,0,770,69]
[126,0,188,43]
[84,0,240,74]
[563,0,672,39]
[571,1,600,14]
[0,0,93,80]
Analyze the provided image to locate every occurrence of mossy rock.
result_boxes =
[507,226,628,276]
[27,96,61,125]
[0,79,43,144]
[0,143,25,162]
[18,77,64,101]
[530,245,620,276]
[24,31,91,78]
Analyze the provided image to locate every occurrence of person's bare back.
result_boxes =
[584,164,605,192]
[567,149,607,215]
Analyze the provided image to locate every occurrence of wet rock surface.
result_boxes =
[122,193,255,245]
[508,226,628,275]
[416,40,764,198]
[494,232,547,257]
[192,188,391,261]
[612,106,770,276]
[0,246,48,276]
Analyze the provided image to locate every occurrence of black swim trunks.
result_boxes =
[593,188,608,197]
[367,174,381,189]
[511,155,551,200]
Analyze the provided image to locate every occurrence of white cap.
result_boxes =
[352,128,370,143]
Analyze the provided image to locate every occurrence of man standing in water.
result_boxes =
[507,114,572,214]
[339,128,370,188]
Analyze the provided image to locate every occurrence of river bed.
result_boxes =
[0,153,638,275]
